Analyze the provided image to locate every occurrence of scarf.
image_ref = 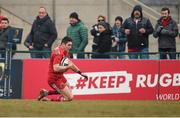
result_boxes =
[161,16,170,27]
[36,15,49,25]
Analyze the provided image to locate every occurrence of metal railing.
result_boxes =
[0,50,179,60]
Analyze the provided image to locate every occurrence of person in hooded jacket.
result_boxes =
[28,7,57,58]
[123,5,153,59]
[153,7,179,59]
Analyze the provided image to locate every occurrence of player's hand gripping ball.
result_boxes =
[60,57,69,66]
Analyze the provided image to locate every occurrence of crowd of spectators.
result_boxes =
[0,5,179,59]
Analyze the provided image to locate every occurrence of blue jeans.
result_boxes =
[30,47,51,58]
[129,48,149,59]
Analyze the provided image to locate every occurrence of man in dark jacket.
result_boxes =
[0,17,16,58]
[123,5,153,59]
[28,7,57,58]
[153,7,179,59]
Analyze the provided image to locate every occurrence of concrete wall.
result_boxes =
[0,0,179,58]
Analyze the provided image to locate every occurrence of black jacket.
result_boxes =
[96,30,112,53]
[29,15,57,49]
[123,5,153,49]
[91,22,112,44]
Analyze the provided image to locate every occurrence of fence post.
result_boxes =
[3,31,13,98]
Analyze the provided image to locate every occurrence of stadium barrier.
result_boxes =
[0,50,180,60]
[0,50,179,100]
[22,59,180,101]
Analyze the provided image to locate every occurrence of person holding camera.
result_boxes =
[111,16,127,59]
[90,15,112,58]
[153,7,179,59]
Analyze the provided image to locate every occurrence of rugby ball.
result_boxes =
[60,57,69,66]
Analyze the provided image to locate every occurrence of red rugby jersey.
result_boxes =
[48,46,70,80]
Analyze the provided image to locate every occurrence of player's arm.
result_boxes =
[53,64,72,72]
[53,53,73,72]
[68,60,88,78]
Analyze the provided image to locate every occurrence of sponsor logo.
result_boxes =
[65,71,180,98]
[136,73,180,88]
[156,93,180,100]
[65,71,132,95]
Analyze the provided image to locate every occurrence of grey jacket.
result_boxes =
[153,17,179,49]
[0,26,17,50]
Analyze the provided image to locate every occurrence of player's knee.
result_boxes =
[68,94,74,101]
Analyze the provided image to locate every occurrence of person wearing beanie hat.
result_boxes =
[69,12,80,21]
[111,16,127,59]
[67,12,88,58]
[123,4,153,59]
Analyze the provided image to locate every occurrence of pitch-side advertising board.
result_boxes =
[23,59,180,100]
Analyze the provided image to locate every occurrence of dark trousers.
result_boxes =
[159,48,176,59]
[30,47,51,58]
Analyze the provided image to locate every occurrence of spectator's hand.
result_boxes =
[139,28,146,34]
[44,44,48,47]
[160,28,169,35]
[112,40,117,47]
[115,37,119,42]
[125,29,130,35]
[156,26,163,34]
[29,45,33,49]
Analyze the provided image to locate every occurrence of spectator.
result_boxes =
[123,5,153,59]
[0,17,17,58]
[90,15,112,58]
[0,9,4,29]
[67,12,88,59]
[111,16,127,59]
[153,7,179,59]
[92,22,112,59]
[24,33,33,58]
[28,7,57,58]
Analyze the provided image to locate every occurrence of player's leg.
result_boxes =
[37,89,48,101]
[50,82,73,102]
[38,76,73,102]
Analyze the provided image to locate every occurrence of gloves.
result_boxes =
[160,28,169,35]
[156,26,163,34]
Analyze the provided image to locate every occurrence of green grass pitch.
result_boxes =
[0,99,180,117]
